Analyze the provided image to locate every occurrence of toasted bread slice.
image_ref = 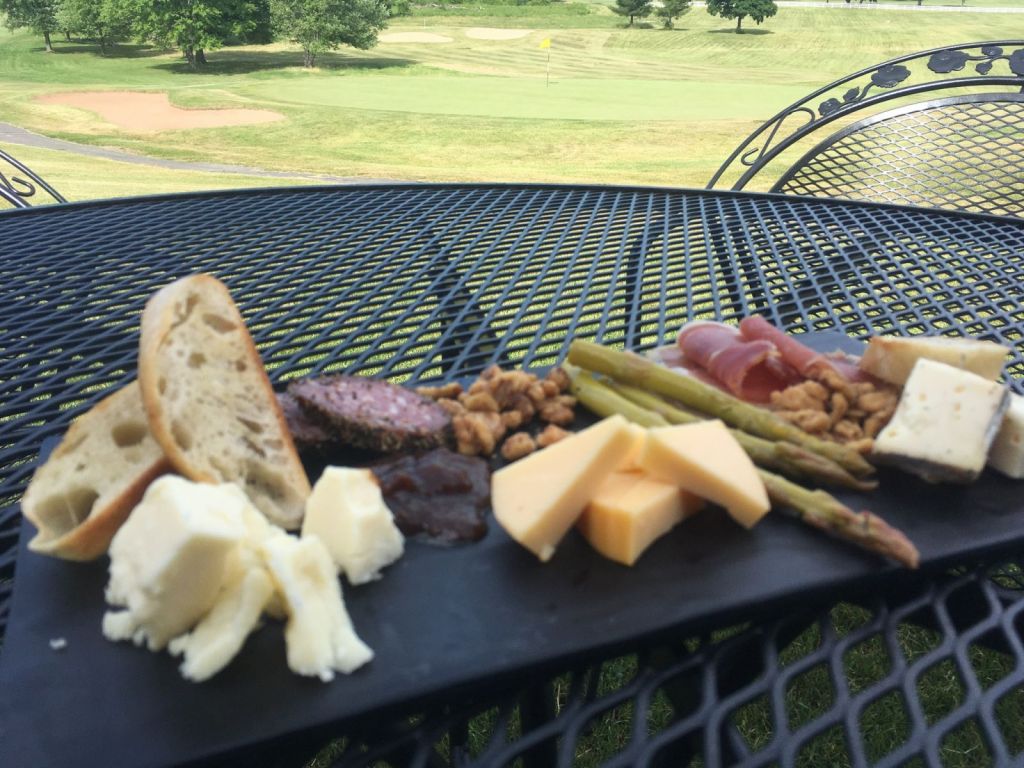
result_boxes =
[138,274,310,529]
[22,382,171,561]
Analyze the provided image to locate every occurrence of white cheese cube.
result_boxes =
[988,393,1024,478]
[261,534,373,682]
[102,476,247,650]
[302,467,404,585]
[872,359,1009,483]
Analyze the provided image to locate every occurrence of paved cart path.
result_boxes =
[697,1,1024,10]
[0,122,393,184]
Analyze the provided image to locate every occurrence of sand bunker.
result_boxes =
[37,91,284,133]
[464,28,532,40]
[379,32,453,43]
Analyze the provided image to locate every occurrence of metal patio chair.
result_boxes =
[708,41,1024,218]
[0,145,66,209]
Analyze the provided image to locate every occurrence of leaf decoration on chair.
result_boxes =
[1009,49,1024,77]
[819,98,842,117]
[980,45,1003,57]
[844,88,860,103]
[928,50,970,74]
[871,64,911,89]
[975,60,993,75]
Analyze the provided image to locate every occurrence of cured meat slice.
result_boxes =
[676,321,801,403]
[738,315,872,383]
[288,375,452,454]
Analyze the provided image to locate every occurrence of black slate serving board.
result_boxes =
[2,333,1023,768]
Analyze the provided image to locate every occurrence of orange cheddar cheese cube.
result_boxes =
[638,420,769,528]
[577,470,703,566]
[492,414,634,561]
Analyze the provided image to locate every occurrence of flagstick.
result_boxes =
[546,48,550,87]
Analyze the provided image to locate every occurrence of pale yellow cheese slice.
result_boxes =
[577,470,704,566]
[492,414,634,561]
[617,422,649,471]
[638,420,770,528]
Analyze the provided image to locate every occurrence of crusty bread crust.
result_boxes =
[22,382,171,561]
[138,274,310,529]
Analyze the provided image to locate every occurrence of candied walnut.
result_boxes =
[509,393,536,421]
[536,424,571,448]
[540,379,560,398]
[829,392,848,426]
[771,381,829,412]
[526,381,548,406]
[857,390,897,414]
[467,379,490,396]
[863,411,892,439]
[436,398,466,417]
[493,370,534,408]
[848,437,874,455]
[539,400,575,426]
[461,391,499,413]
[480,364,503,381]
[501,410,525,430]
[545,367,570,392]
[416,382,463,400]
[833,419,864,442]
[779,409,831,434]
[815,368,855,400]
[453,411,505,456]
[501,432,537,461]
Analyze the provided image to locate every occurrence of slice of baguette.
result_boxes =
[860,335,1009,386]
[22,381,171,561]
[138,274,310,529]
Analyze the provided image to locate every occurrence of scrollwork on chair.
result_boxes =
[0,147,65,209]
[707,40,1024,191]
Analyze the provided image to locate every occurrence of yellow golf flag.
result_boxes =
[539,38,551,49]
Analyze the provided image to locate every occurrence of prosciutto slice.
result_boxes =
[676,321,801,402]
[738,315,872,383]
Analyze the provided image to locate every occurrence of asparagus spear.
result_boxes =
[566,366,918,567]
[604,377,876,493]
[567,339,875,478]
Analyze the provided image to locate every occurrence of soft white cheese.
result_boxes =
[102,476,247,650]
[988,393,1024,479]
[261,533,373,682]
[302,467,404,585]
[168,567,274,682]
[872,359,1009,483]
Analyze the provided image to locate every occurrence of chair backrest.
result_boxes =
[708,41,1024,217]
[0,146,66,209]
[772,95,1024,218]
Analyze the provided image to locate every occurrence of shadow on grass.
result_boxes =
[153,49,417,75]
[48,41,173,58]
[708,28,775,35]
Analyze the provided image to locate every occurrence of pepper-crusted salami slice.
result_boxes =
[277,392,334,453]
[288,375,452,454]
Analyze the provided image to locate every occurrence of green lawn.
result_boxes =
[1,4,1021,195]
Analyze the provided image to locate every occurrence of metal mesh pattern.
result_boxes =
[3,184,1024,766]
[775,98,1024,218]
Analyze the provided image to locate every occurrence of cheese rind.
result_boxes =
[872,359,1009,483]
[638,420,769,528]
[577,470,703,566]
[492,414,634,561]
[987,393,1024,478]
[860,335,1008,386]
[102,476,247,651]
[261,534,373,681]
[302,467,404,585]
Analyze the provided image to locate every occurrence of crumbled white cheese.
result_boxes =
[261,533,373,682]
[302,467,404,585]
[102,476,247,651]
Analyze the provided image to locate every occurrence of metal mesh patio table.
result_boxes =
[2,183,1024,768]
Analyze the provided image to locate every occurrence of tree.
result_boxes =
[1,0,59,51]
[706,0,777,32]
[270,0,389,68]
[612,0,653,27]
[136,0,262,69]
[656,0,691,29]
[56,0,135,54]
